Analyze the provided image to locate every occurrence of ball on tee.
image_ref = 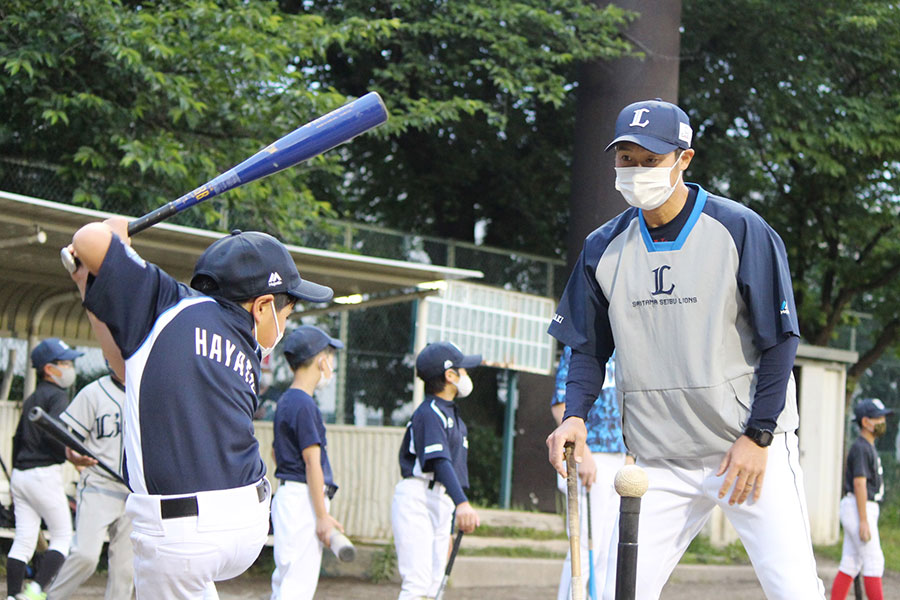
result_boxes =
[614,464,649,498]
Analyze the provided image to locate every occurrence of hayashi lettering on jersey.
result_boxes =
[195,327,257,389]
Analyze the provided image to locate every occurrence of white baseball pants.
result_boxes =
[47,473,133,600]
[9,465,72,563]
[126,479,270,600]
[837,495,884,578]
[391,477,455,600]
[601,432,825,600]
[270,481,329,600]
[557,452,624,600]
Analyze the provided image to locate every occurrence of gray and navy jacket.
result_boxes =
[549,184,800,460]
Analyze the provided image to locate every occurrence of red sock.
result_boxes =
[830,571,853,600]
[863,576,883,600]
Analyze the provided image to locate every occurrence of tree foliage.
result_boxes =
[278,0,633,253]
[680,0,900,379]
[0,0,397,233]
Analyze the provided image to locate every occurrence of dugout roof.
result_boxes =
[0,190,482,345]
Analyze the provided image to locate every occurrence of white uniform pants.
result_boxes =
[557,452,624,600]
[837,495,884,578]
[126,479,270,600]
[47,474,133,600]
[391,478,455,600]
[270,481,329,600]
[601,432,825,600]
[9,465,73,562]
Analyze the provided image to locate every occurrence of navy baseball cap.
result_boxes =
[282,325,344,364]
[416,342,482,381]
[854,398,894,422]
[605,99,693,154]
[31,338,83,370]
[191,230,333,303]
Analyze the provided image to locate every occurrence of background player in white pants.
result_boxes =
[47,371,133,600]
[546,99,825,599]
[68,220,333,599]
[7,338,82,600]
[392,342,482,600]
[551,347,626,600]
[830,398,893,600]
[270,325,345,600]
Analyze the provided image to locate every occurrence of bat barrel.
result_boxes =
[329,531,357,562]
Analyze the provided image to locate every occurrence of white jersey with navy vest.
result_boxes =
[398,395,469,488]
[83,236,266,495]
[549,184,800,461]
[60,375,128,490]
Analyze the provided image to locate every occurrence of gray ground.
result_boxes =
[66,558,900,599]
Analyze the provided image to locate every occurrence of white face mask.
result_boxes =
[255,302,283,359]
[315,356,336,392]
[615,159,683,211]
[454,374,474,398]
[49,365,76,389]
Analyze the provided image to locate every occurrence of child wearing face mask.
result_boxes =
[830,398,895,600]
[391,341,482,600]
[7,338,83,600]
[270,325,345,600]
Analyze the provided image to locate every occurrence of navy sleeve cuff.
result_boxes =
[747,335,799,431]
[562,350,608,421]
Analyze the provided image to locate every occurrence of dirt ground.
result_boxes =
[66,557,900,599]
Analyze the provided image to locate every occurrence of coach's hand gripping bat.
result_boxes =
[29,406,128,487]
[61,92,389,273]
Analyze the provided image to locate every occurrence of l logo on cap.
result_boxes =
[629,108,651,128]
[268,272,283,287]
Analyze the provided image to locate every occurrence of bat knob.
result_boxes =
[329,532,356,562]
[60,247,79,274]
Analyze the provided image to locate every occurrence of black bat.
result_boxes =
[29,406,128,487]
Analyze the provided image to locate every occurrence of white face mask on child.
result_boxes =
[315,356,336,392]
[255,303,283,359]
[49,365,76,389]
[454,374,474,398]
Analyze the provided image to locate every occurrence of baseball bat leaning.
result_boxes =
[614,465,648,600]
[329,531,357,562]
[61,91,389,273]
[434,529,464,600]
[587,488,597,600]
[28,407,128,487]
[566,441,585,600]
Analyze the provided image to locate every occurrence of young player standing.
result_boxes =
[550,347,626,600]
[7,338,82,600]
[66,219,333,599]
[391,342,482,600]
[270,325,345,600]
[46,370,133,600]
[545,99,825,599]
[830,398,894,600]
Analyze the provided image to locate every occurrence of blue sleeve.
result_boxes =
[746,335,799,431]
[294,400,325,451]
[735,216,800,350]
[83,235,189,358]
[432,457,468,505]
[550,346,572,406]
[563,350,607,421]
[547,245,615,358]
[412,405,451,470]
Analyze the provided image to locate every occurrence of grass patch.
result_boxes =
[459,545,565,559]
[679,535,750,565]
[468,524,567,540]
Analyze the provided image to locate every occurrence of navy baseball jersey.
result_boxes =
[399,395,469,488]
[843,437,884,502]
[13,380,69,469]
[83,236,266,495]
[272,388,335,489]
[549,184,800,460]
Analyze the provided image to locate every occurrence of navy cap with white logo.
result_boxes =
[416,341,482,381]
[282,325,344,364]
[31,338,83,370]
[191,230,333,303]
[854,398,894,423]
[605,99,693,154]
